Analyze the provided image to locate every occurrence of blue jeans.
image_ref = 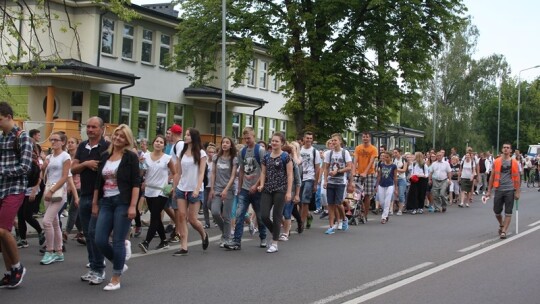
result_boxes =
[315,185,322,209]
[78,195,105,274]
[95,195,131,276]
[233,189,266,243]
[393,178,407,203]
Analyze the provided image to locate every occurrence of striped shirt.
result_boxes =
[0,126,32,199]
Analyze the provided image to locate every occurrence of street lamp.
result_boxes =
[517,65,540,150]
[221,0,226,138]
[496,71,510,152]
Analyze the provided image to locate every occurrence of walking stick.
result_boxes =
[515,199,519,234]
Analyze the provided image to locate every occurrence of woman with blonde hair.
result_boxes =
[405,152,429,214]
[92,124,141,290]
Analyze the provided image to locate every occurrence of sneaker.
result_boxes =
[8,265,26,289]
[466,203,470,207]
[125,240,132,261]
[202,232,209,250]
[122,264,128,274]
[224,241,241,250]
[40,252,56,265]
[320,211,329,219]
[156,240,169,250]
[203,224,210,229]
[306,214,313,229]
[337,222,343,230]
[248,222,255,236]
[411,209,417,215]
[325,227,335,235]
[89,271,106,285]
[53,253,64,262]
[134,227,142,237]
[278,234,288,241]
[314,208,322,214]
[76,234,86,245]
[0,273,10,289]
[342,220,349,231]
[38,232,46,246]
[173,249,189,256]
[381,218,387,224]
[260,239,267,248]
[396,211,403,216]
[165,224,174,233]
[62,231,68,242]
[17,239,28,248]
[138,241,149,253]
[266,244,278,253]
[428,206,435,213]
[168,233,180,243]
[81,270,95,281]
[418,209,424,214]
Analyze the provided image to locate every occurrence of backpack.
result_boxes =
[241,144,261,166]
[13,130,41,187]
[263,151,288,172]
[172,140,183,158]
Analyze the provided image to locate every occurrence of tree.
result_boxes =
[173,0,466,139]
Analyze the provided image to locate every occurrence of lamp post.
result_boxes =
[517,65,540,150]
[221,0,226,138]
[496,77,501,152]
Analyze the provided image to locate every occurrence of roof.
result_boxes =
[369,125,425,138]
[183,86,268,108]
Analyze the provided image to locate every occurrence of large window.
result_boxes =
[257,117,265,141]
[98,94,111,123]
[71,91,83,122]
[138,99,150,139]
[280,120,287,138]
[120,97,131,125]
[156,102,168,136]
[160,34,171,67]
[259,60,268,89]
[269,118,276,136]
[141,29,153,63]
[210,112,222,135]
[173,103,183,126]
[245,115,253,127]
[246,59,256,86]
[101,18,115,55]
[232,113,240,141]
[122,24,134,59]
[271,75,279,91]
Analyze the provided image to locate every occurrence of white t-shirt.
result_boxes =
[144,153,172,197]
[460,160,475,179]
[102,159,121,197]
[300,146,321,181]
[324,148,352,185]
[431,161,451,180]
[46,151,71,185]
[170,140,185,163]
[393,157,406,179]
[410,162,429,178]
[178,150,207,192]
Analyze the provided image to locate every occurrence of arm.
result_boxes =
[393,166,398,193]
[323,159,330,189]
[314,155,321,192]
[209,160,217,200]
[127,152,141,220]
[67,176,80,207]
[172,159,182,199]
[221,162,237,200]
[193,156,207,197]
[258,163,266,192]
[285,159,293,202]
[2,132,32,177]
[486,167,495,198]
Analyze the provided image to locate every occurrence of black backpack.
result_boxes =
[13,130,41,187]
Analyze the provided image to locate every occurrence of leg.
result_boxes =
[270,192,286,242]
[0,194,25,271]
[221,191,233,242]
[110,203,130,283]
[176,198,189,250]
[94,198,114,263]
[232,190,249,243]
[78,195,105,274]
[260,192,274,236]
[210,195,224,235]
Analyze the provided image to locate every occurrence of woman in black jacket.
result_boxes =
[92,124,140,291]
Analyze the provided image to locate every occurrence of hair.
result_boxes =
[257,140,267,149]
[330,133,344,148]
[379,145,387,151]
[29,129,40,138]
[215,136,237,170]
[107,124,136,155]
[0,101,14,118]
[206,143,217,153]
[242,127,255,136]
[303,131,314,137]
[50,131,68,150]
[361,131,371,137]
[180,128,203,165]
[381,151,392,161]
[282,144,292,154]
[393,147,402,153]
[235,144,244,154]
[414,151,424,166]
[271,132,286,145]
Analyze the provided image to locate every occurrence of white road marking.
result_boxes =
[528,220,540,227]
[457,235,510,253]
[311,262,434,304]
[339,224,540,304]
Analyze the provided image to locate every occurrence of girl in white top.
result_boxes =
[458,152,476,207]
[173,128,209,256]
[41,132,71,265]
[139,135,176,253]
[202,144,216,228]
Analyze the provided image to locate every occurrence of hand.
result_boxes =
[428,180,432,185]
[74,197,80,208]
[192,190,199,198]
[257,185,263,192]
[285,193,292,202]
[360,173,367,178]
[127,206,136,220]
[293,195,300,204]
[91,203,99,217]
[323,182,327,189]
[514,192,520,200]
[312,183,318,192]
[221,190,228,200]
[85,160,100,171]
[208,190,214,200]
[250,185,258,194]
[44,190,53,202]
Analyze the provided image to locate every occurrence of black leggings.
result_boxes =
[17,195,43,239]
[144,196,167,244]
[261,191,286,241]
[292,205,301,225]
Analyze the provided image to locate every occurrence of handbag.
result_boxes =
[162,184,173,197]
[45,183,64,202]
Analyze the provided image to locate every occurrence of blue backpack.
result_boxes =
[263,151,289,171]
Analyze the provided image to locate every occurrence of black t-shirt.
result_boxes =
[75,138,109,196]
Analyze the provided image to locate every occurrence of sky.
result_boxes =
[132,0,540,80]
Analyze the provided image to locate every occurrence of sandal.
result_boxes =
[500,232,507,239]
[498,225,504,236]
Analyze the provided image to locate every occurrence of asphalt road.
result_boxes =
[2,186,540,304]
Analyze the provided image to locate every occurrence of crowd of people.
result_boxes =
[0,99,534,290]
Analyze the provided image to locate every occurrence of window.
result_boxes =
[232,113,240,141]
[210,112,222,135]
[257,117,265,141]
[120,97,131,125]
[269,118,276,136]
[245,115,253,127]
[71,91,83,122]
[280,120,287,138]
[271,75,279,91]
[98,94,111,123]
[122,24,134,59]
[246,59,256,86]
[156,102,168,136]
[101,18,115,55]
[141,29,153,63]
[259,60,268,89]
[173,103,183,126]
[160,34,171,67]
[138,99,150,139]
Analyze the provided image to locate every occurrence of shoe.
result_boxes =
[306,214,313,229]
[62,231,68,242]
[266,244,278,253]
[139,241,149,253]
[8,265,26,289]
[40,252,56,265]
[397,211,403,216]
[297,222,304,234]
[89,271,106,285]
[165,224,174,233]
[389,211,394,216]
[81,270,95,281]
[103,282,121,291]
[248,222,255,236]
[122,264,128,274]
[38,232,46,246]
[381,218,387,224]
[337,221,343,230]
[314,208,322,214]
[278,234,288,241]
[125,240,131,261]
[325,227,335,235]
[203,224,210,229]
[466,203,469,207]
[458,203,464,208]
[173,249,189,256]
[418,209,424,214]
[428,206,435,213]
[134,227,142,237]
[202,232,209,250]
[0,273,10,289]
[76,234,86,245]
[359,216,366,224]
[39,245,46,254]
[342,220,349,231]
[320,212,329,219]
[168,233,180,243]
[54,253,64,262]
[17,239,28,248]
[156,240,169,250]
[260,239,267,248]
[371,209,379,215]
[224,241,241,250]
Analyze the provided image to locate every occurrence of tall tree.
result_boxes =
[173,0,466,139]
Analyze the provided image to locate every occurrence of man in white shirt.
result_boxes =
[299,131,321,230]
[429,151,452,213]
[165,124,184,243]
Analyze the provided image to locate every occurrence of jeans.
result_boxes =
[233,189,267,243]
[202,187,211,226]
[393,178,407,204]
[95,195,132,276]
[315,185,322,210]
[66,191,82,234]
[78,195,105,274]
[261,191,286,242]
[17,195,43,239]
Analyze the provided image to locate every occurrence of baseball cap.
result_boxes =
[169,124,183,134]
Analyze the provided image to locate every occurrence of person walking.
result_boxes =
[405,152,429,214]
[0,101,31,288]
[486,143,520,239]
[375,152,397,223]
[138,135,176,253]
[429,151,452,213]
[65,137,84,244]
[92,124,141,290]
[353,132,378,223]
[299,131,321,230]
[458,152,476,207]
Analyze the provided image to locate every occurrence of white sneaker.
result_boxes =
[278,234,288,241]
[89,271,106,285]
[266,244,278,253]
[125,240,131,261]
[337,222,343,230]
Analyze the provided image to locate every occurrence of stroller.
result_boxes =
[346,177,365,225]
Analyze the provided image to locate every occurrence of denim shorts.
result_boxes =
[300,180,315,204]
[326,183,346,204]
[176,189,203,204]
[166,196,177,209]
[282,202,294,219]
